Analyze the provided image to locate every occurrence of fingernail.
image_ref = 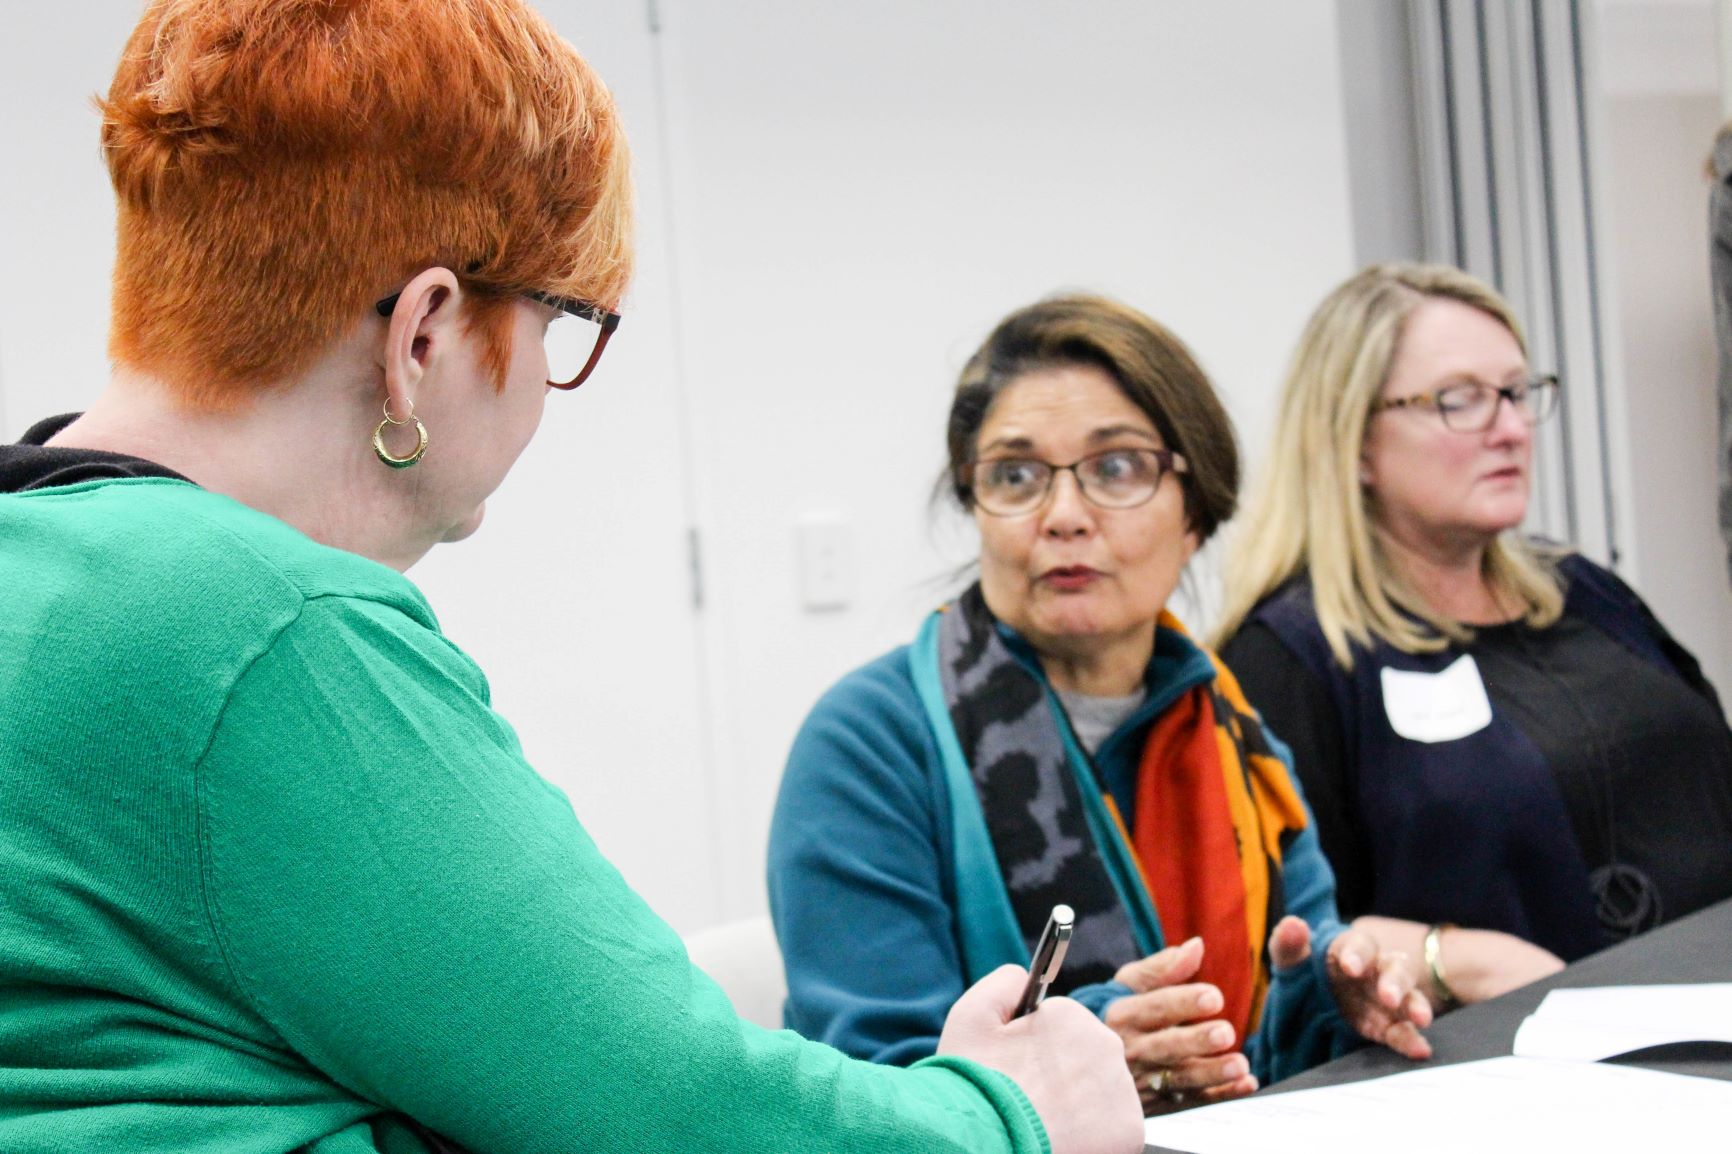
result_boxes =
[1225,1056,1248,1078]
[1208,1023,1232,1047]
[1199,989,1223,1014]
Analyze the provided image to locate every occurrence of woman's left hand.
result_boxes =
[1267,915,1434,1060]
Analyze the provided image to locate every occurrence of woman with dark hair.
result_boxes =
[769,294,1434,1116]
[0,4,1142,1152]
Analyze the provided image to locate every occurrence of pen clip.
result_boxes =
[1037,922,1072,983]
[1016,903,1076,1018]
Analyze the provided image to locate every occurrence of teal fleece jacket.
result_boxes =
[0,477,1048,1154]
[767,623,1353,1085]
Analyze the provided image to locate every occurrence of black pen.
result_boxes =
[1014,903,1074,1018]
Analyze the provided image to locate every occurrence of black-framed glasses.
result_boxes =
[373,288,622,390]
[965,447,1188,517]
[1370,372,1560,433]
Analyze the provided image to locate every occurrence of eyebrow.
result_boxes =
[1434,368,1530,388]
[979,424,1162,455]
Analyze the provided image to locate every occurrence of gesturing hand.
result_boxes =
[1267,916,1433,1060]
[1104,936,1258,1115]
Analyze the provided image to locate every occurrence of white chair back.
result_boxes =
[682,915,788,1031]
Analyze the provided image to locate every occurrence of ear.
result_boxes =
[1181,528,1201,564]
[378,266,464,419]
[1357,420,1381,489]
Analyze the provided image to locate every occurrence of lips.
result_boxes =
[1040,566,1101,590]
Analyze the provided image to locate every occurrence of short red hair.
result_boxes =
[100,0,634,407]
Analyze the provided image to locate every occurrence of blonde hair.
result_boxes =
[1214,263,1563,667]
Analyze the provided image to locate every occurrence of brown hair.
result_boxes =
[100,0,634,407]
[942,293,1238,542]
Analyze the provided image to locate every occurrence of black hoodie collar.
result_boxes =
[0,413,191,494]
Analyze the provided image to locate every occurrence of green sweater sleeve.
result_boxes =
[196,595,1048,1154]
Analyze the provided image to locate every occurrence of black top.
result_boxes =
[0,413,189,493]
[1223,608,1732,942]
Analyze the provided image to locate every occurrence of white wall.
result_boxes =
[0,4,133,431]
[651,0,1360,918]
[1592,0,1732,700]
[0,1,1360,931]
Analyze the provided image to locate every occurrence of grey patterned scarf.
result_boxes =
[936,585,1142,991]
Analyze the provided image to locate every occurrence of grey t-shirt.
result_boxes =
[1055,686,1147,755]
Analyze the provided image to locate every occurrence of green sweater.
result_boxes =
[0,477,1048,1154]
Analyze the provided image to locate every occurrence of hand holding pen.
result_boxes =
[935,901,1144,1153]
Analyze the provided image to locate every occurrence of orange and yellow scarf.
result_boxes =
[931,591,1309,1039]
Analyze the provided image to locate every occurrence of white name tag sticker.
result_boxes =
[1379,655,1493,743]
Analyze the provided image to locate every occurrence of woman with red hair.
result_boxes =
[0,3,1141,1152]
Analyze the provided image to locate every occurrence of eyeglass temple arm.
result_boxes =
[375,290,622,330]
[549,323,618,391]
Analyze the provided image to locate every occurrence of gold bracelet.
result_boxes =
[1423,923,1460,1010]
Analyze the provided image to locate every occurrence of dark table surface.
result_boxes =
[1144,897,1732,1153]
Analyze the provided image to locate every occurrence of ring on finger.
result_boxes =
[1148,1069,1186,1103]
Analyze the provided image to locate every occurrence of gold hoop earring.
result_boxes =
[372,399,429,469]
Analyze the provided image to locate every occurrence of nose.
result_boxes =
[1038,468,1096,538]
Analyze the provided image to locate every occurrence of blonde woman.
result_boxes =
[1215,263,1732,1004]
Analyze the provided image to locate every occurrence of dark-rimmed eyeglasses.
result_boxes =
[374,289,622,390]
[964,447,1189,517]
[1370,373,1560,433]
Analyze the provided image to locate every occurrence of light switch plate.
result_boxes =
[795,514,853,611]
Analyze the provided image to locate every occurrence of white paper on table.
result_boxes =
[1512,984,1732,1061]
[1142,1057,1732,1154]
[1379,655,1493,743]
